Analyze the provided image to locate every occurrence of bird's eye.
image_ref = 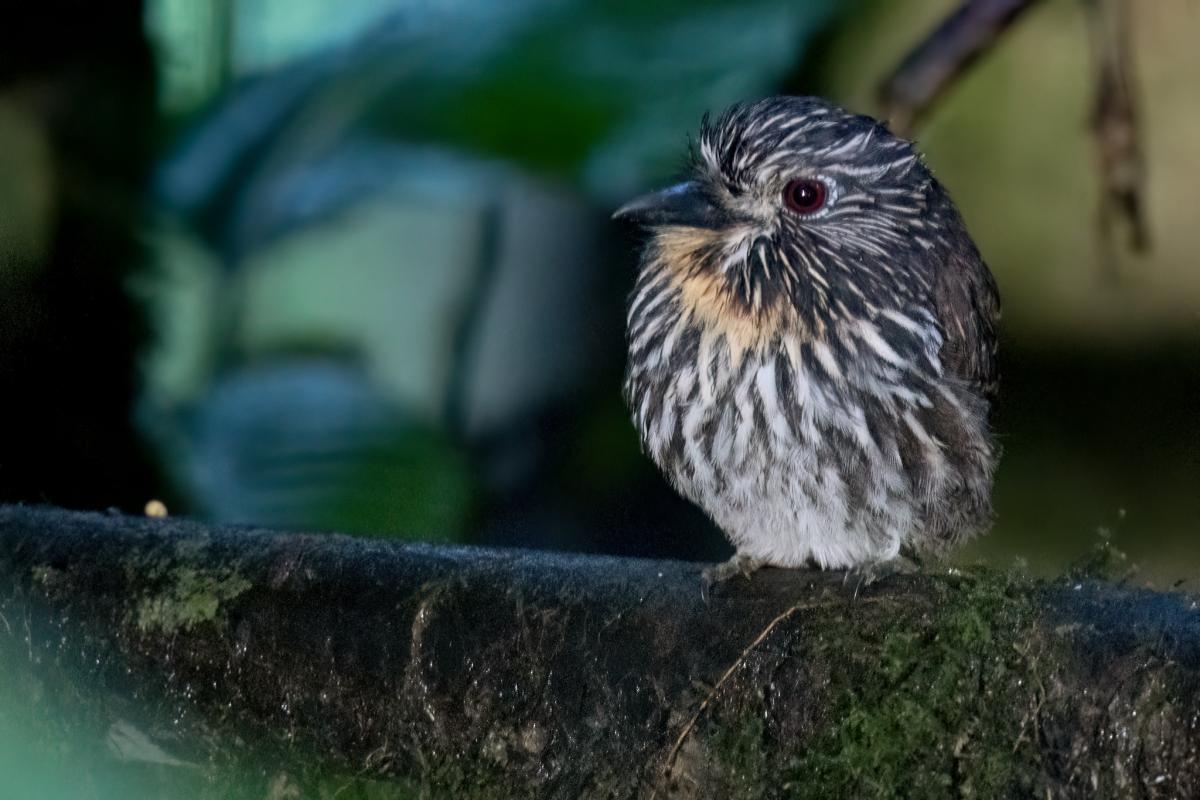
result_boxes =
[784,179,828,215]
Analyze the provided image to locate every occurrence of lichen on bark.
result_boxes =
[134,566,252,634]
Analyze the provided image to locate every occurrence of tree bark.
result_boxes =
[1,505,1199,799]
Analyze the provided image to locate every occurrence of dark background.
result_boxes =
[0,0,1196,583]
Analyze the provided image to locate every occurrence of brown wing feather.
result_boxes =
[934,248,1001,404]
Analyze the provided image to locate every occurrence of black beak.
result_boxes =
[612,181,723,229]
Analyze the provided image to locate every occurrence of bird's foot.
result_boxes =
[843,554,921,597]
[701,553,765,602]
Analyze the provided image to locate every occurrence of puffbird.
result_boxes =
[615,96,1000,585]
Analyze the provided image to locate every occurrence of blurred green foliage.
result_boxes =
[313,423,474,539]
[148,0,843,197]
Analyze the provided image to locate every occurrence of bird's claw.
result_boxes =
[843,554,921,597]
[701,553,765,602]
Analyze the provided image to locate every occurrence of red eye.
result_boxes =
[784,179,827,215]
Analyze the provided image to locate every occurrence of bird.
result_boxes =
[614,96,1000,586]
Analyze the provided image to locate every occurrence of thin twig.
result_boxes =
[879,0,1043,136]
[651,590,892,797]
[1085,0,1148,264]
[881,0,1149,260]
[650,598,819,798]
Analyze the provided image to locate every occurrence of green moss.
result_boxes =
[784,569,1045,800]
[136,567,252,634]
[253,771,420,800]
[211,758,519,800]
[711,713,771,800]
[276,742,515,800]
[309,777,418,800]
[693,568,1056,799]
[1063,527,1131,582]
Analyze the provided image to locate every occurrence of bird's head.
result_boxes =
[616,96,973,346]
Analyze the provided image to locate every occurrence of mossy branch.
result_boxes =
[2,505,1199,799]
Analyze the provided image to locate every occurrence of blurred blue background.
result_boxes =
[1,0,1197,582]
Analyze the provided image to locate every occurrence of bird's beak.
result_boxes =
[612,181,723,229]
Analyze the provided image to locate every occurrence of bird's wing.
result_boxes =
[933,247,1001,403]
